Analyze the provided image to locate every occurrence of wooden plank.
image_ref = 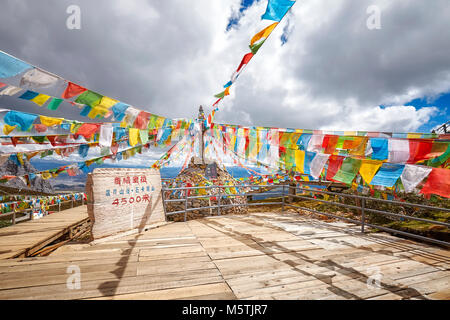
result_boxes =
[89,283,234,300]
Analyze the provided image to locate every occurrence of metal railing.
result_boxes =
[161,182,450,247]
[0,197,85,226]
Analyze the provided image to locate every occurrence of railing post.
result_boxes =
[161,189,167,221]
[361,198,365,233]
[12,211,16,225]
[71,196,74,208]
[217,186,221,216]
[184,188,188,222]
[281,184,285,212]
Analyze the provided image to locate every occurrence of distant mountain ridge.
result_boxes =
[0,158,54,194]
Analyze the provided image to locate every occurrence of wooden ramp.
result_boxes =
[0,212,448,300]
[0,206,89,259]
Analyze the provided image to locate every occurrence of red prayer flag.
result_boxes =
[62,82,87,99]
[236,53,254,73]
[408,140,433,163]
[34,124,48,133]
[76,123,100,139]
[420,168,450,198]
[133,111,151,130]
[326,155,344,181]
[322,135,339,154]
[212,98,222,106]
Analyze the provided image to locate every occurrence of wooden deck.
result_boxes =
[0,212,448,300]
[0,206,89,259]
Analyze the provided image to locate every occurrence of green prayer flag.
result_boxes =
[139,130,149,144]
[249,40,265,54]
[47,98,63,111]
[332,157,361,185]
[214,91,225,99]
[32,136,46,143]
[75,90,103,107]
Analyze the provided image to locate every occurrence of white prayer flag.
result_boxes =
[388,139,410,163]
[310,153,330,179]
[401,164,432,193]
[20,68,59,88]
[99,125,113,147]
[0,85,22,96]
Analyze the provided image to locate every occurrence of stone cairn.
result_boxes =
[163,159,248,222]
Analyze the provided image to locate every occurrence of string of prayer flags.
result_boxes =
[261,0,296,22]
[0,51,32,78]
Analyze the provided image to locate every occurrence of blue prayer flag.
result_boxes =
[78,144,90,158]
[111,102,130,121]
[370,137,389,160]
[0,52,32,78]
[370,163,405,188]
[261,0,295,22]
[297,134,312,151]
[80,105,92,117]
[19,90,39,100]
[3,110,38,131]
[303,151,316,175]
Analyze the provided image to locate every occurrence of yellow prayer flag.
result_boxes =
[224,87,230,96]
[129,128,139,146]
[407,133,422,139]
[96,96,119,109]
[156,117,165,129]
[41,172,52,180]
[359,159,383,184]
[31,94,51,106]
[294,150,305,173]
[250,22,278,45]
[40,115,64,127]
[3,124,16,135]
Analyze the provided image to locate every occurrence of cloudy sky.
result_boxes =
[1,0,449,134]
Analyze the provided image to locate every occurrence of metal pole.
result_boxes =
[361,198,365,233]
[184,188,188,222]
[281,184,285,212]
[218,187,221,216]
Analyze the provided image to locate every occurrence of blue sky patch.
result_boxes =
[226,0,259,31]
